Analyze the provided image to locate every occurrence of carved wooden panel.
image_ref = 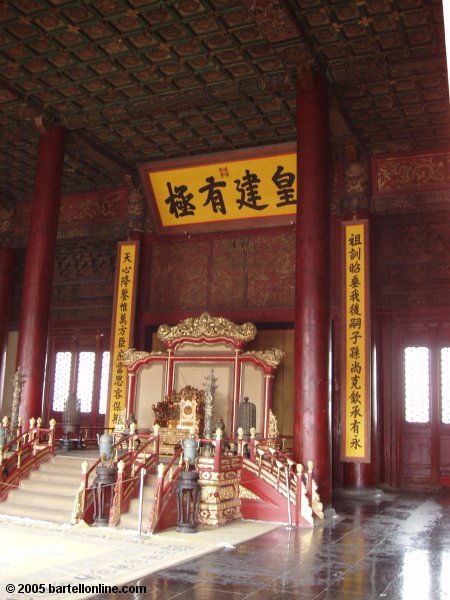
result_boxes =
[375,211,450,309]
[372,150,450,196]
[149,239,209,311]
[147,229,295,313]
[247,231,295,308]
[210,238,246,309]
[50,240,117,321]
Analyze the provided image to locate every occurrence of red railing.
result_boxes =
[108,433,160,526]
[0,423,56,502]
[241,436,323,524]
[49,424,116,449]
[68,430,322,530]
[71,431,160,526]
[70,433,129,525]
[147,445,183,533]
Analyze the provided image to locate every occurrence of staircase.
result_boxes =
[0,454,95,524]
[114,473,159,531]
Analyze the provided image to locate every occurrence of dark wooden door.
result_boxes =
[399,325,450,490]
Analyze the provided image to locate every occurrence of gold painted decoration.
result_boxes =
[139,144,296,233]
[157,312,257,345]
[122,348,167,367]
[106,241,140,429]
[242,348,285,368]
[239,486,261,500]
[341,220,371,462]
[372,149,450,196]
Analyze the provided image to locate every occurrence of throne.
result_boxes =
[153,385,205,454]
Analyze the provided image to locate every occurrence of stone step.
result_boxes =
[19,478,80,496]
[0,451,159,527]
[5,488,76,510]
[39,458,96,473]
[115,476,158,530]
[29,471,85,486]
[0,502,71,524]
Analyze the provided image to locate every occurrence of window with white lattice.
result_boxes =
[441,348,450,425]
[404,346,430,424]
[52,352,72,412]
[99,351,111,415]
[51,349,110,415]
[76,352,96,413]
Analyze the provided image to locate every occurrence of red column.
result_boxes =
[16,125,67,423]
[0,246,15,401]
[293,70,332,506]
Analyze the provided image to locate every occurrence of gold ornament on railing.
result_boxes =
[71,482,85,525]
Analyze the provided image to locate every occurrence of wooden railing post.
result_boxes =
[214,427,223,471]
[71,460,89,524]
[249,428,256,461]
[109,459,124,526]
[28,417,36,443]
[295,463,304,526]
[237,427,244,456]
[49,418,56,454]
[307,460,313,505]
[147,462,165,532]
[153,424,160,468]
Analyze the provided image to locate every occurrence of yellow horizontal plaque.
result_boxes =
[139,146,297,231]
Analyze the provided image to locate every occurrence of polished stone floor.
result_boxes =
[97,489,450,600]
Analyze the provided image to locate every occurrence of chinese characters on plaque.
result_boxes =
[341,221,371,463]
[107,241,139,429]
[139,147,297,232]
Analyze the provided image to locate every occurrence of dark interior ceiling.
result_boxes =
[0,0,449,208]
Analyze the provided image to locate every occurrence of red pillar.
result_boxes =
[293,70,332,506]
[0,246,15,403]
[16,125,67,423]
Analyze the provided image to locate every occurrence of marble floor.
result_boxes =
[96,489,450,600]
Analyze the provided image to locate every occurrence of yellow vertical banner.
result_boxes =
[341,220,371,462]
[106,241,140,429]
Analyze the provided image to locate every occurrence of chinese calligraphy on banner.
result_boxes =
[138,145,297,232]
[106,241,139,429]
[341,220,371,463]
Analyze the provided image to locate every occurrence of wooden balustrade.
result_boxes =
[71,429,160,526]
[0,418,56,502]
[108,432,160,527]
[147,446,183,533]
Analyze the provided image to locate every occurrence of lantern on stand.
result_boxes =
[93,431,117,526]
[176,432,201,533]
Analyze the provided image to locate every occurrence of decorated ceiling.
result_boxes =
[0,0,448,210]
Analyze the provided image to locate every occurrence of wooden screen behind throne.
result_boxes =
[123,313,284,438]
